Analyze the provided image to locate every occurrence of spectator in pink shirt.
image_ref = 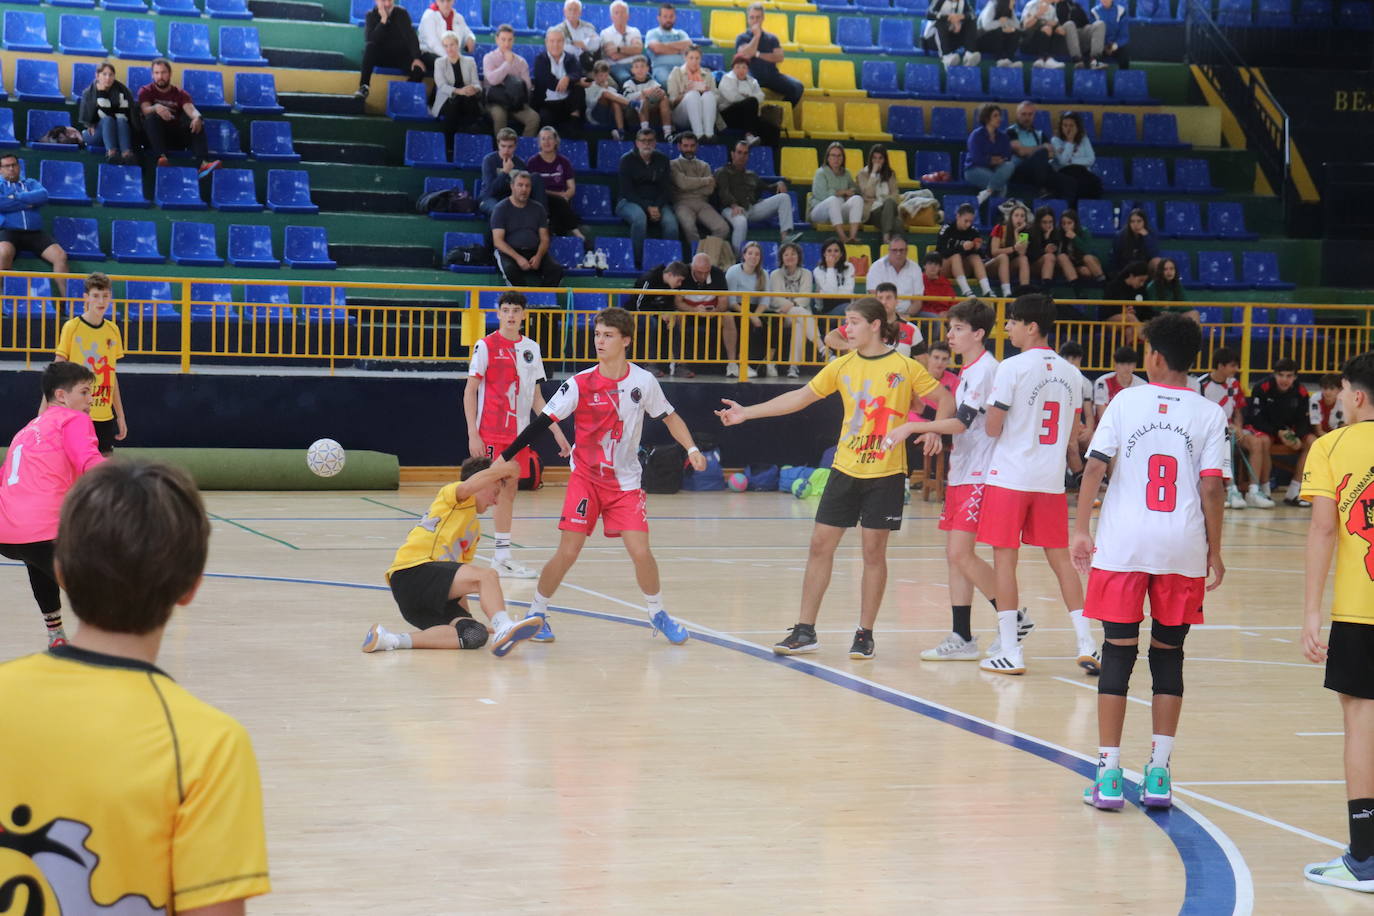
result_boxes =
[483,24,540,136]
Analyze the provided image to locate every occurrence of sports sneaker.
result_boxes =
[360,623,397,653]
[996,58,1014,67]
[765,364,779,378]
[1226,488,1248,509]
[1246,488,1275,509]
[1284,496,1312,508]
[649,608,690,645]
[595,248,609,271]
[196,159,221,179]
[491,614,543,657]
[975,187,992,206]
[774,623,818,655]
[744,132,761,147]
[579,249,598,269]
[1091,59,1109,69]
[1083,767,1125,810]
[980,648,1026,675]
[530,613,555,643]
[1043,58,1066,69]
[725,363,739,378]
[921,632,981,661]
[961,50,981,66]
[1141,764,1172,808]
[786,365,800,379]
[848,628,875,660]
[354,84,370,99]
[492,557,537,579]
[1305,852,1374,893]
[1077,640,1102,675]
[941,52,960,68]
[47,635,68,650]
[986,609,1035,656]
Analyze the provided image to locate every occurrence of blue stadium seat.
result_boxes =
[561,138,591,171]
[1207,202,1258,240]
[642,237,682,269]
[405,130,452,168]
[887,106,924,140]
[111,219,164,262]
[0,64,10,102]
[1296,0,1334,25]
[302,286,348,321]
[266,169,318,214]
[113,19,159,58]
[189,281,235,319]
[441,231,485,273]
[235,72,283,113]
[205,118,247,159]
[386,81,431,121]
[945,66,983,99]
[242,284,290,322]
[1131,157,1169,192]
[490,0,534,33]
[533,0,561,30]
[452,133,491,167]
[929,107,968,141]
[104,0,150,11]
[1071,67,1108,101]
[26,110,75,150]
[1242,251,1295,290]
[1076,198,1115,235]
[1161,200,1208,239]
[39,160,90,205]
[988,67,1024,99]
[748,145,777,179]
[206,0,252,17]
[180,69,228,111]
[861,60,901,98]
[1091,157,1127,191]
[15,59,65,102]
[676,7,705,40]
[1197,250,1245,290]
[1032,197,1069,223]
[210,168,262,211]
[251,121,301,161]
[52,216,105,259]
[283,225,336,268]
[574,183,615,223]
[1141,113,1186,148]
[2,277,56,318]
[167,21,214,62]
[1174,158,1219,193]
[757,240,779,271]
[124,281,178,320]
[694,144,727,170]
[1112,69,1151,102]
[1098,111,1137,146]
[349,0,370,24]
[1135,0,1178,17]
[126,65,153,92]
[4,11,52,52]
[878,19,918,55]
[597,236,637,276]
[1255,0,1293,23]
[903,64,940,99]
[1076,109,1096,140]
[420,175,465,219]
[154,0,199,13]
[220,26,267,64]
[0,109,15,148]
[53,0,97,7]
[1217,0,1252,26]
[1030,67,1067,101]
[627,5,655,32]
[914,150,954,182]
[170,221,224,265]
[1274,307,1315,328]
[155,166,207,209]
[515,135,538,161]
[511,43,539,70]
[97,163,150,206]
[59,14,109,55]
[593,139,631,174]
[551,235,593,275]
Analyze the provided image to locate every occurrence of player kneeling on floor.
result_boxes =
[363,457,544,657]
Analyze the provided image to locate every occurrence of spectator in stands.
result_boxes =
[679,252,735,370]
[629,258,691,376]
[526,126,591,262]
[1021,0,1069,68]
[431,32,482,145]
[1057,208,1106,288]
[1196,347,1271,508]
[418,0,475,71]
[1247,358,1316,507]
[559,0,601,71]
[480,128,548,216]
[1030,205,1065,285]
[810,142,863,244]
[1104,260,1150,327]
[533,29,588,134]
[735,3,804,106]
[357,0,426,98]
[965,103,1015,206]
[667,47,719,141]
[936,203,994,297]
[717,140,799,253]
[865,234,924,312]
[924,0,979,68]
[1050,111,1101,204]
[1054,0,1107,67]
[646,3,694,86]
[491,170,564,288]
[138,60,219,177]
[768,241,820,378]
[623,55,673,140]
[617,127,679,263]
[826,282,922,358]
[855,145,903,243]
[0,154,68,275]
[1111,207,1161,273]
[78,63,140,165]
[600,1,643,85]
[1091,0,1131,69]
[1007,101,1064,198]
[988,203,1031,296]
[670,132,730,251]
[483,24,540,136]
[585,61,631,138]
[718,55,776,149]
[917,251,957,316]
[977,0,1024,68]
[813,236,856,315]
[1311,373,1347,435]
[723,241,772,377]
[1146,257,1197,321]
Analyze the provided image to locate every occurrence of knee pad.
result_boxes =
[1102,620,1141,642]
[1098,641,1139,697]
[1148,645,1185,697]
[1150,620,1191,648]
[454,618,489,650]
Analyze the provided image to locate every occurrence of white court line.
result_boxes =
[1296,732,1344,736]
[1270,637,1293,643]
[478,698,496,705]
[1178,780,1344,787]
[1172,786,1344,851]
[1188,657,1316,669]
[1053,676,1152,706]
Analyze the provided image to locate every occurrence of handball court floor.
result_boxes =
[1,486,1362,915]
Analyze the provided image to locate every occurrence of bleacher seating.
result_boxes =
[39,160,91,205]
[27,110,74,150]
[236,73,285,113]
[97,163,150,207]
[219,26,268,65]
[53,216,105,260]
[4,10,52,52]
[112,219,165,262]
[0,109,22,147]
[266,170,319,214]
[211,169,264,211]
[189,282,234,319]
[125,281,177,320]
[168,21,216,63]
[206,0,253,19]
[171,221,225,266]
[206,119,247,159]
[250,121,301,161]
[185,69,231,112]
[154,0,201,16]
[387,82,431,121]
[1198,250,1246,290]
[113,18,159,58]
[16,59,65,102]
[58,14,108,55]
[154,167,208,210]
[406,130,452,168]
[283,225,336,268]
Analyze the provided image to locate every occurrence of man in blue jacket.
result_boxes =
[479,128,548,217]
[1091,0,1130,68]
[616,127,679,263]
[0,154,68,274]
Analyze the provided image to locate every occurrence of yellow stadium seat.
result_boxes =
[709,10,746,46]
[766,99,796,134]
[794,15,840,53]
[843,102,890,142]
[761,12,798,50]
[846,244,872,278]
[817,59,864,97]
[801,101,845,139]
[780,146,818,184]
[843,147,863,175]
[778,56,814,90]
[885,148,920,187]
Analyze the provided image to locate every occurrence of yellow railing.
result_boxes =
[2,270,1368,386]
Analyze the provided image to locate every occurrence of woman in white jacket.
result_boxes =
[717,55,778,148]
[666,47,719,141]
[768,242,821,377]
[430,32,482,143]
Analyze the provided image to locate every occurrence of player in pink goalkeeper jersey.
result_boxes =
[0,362,106,647]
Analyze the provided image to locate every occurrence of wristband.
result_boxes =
[687,446,701,456]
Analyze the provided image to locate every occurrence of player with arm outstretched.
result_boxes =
[717,297,954,660]
[1070,313,1227,811]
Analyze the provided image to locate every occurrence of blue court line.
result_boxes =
[188,569,1246,915]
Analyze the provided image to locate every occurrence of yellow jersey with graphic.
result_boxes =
[387,482,482,577]
[0,646,270,914]
[808,349,940,479]
[1301,421,1374,624]
[56,317,125,422]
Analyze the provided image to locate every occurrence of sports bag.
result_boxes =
[681,447,725,491]
[779,465,814,494]
[641,443,685,494]
[744,464,779,491]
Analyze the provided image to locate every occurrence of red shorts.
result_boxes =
[559,475,648,538]
[976,485,1068,549]
[481,437,531,472]
[939,483,985,533]
[1084,569,1205,626]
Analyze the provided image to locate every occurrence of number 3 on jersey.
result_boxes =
[1038,401,1061,445]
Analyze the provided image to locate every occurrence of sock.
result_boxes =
[1349,798,1374,861]
[530,591,550,616]
[1247,484,1262,495]
[645,592,664,614]
[956,276,973,296]
[996,609,1019,656]
[1148,734,1174,770]
[1069,608,1092,644]
[951,605,973,642]
[395,632,412,650]
[639,120,650,131]
[43,611,64,643]
[978,278,994,296]
[1261,481,1272,496]
[1097,746,1121,770]
[1000,283,1013,296]
[491,610,512,631]
[493,532,511,562]
[1286,479,1301,500]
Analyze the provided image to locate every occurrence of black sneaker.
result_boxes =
[848,628,875,660]
[354,84,370,99]
[773,624,818,655]
[1284,496,1312,508]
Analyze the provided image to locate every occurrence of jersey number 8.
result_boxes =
[1146,454,1178,512]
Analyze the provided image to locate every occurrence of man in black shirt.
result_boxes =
[357,0,425,99]
[626,259,690,376]
[1247,358,1317,507]
[491,171,564,288]
[934,203,993,298]
[616,128,679,265]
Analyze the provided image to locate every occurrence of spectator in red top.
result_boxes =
[1246,357,1317,507]
[916,251,958,317]
[526,126,591,261]
[138,59,219,177]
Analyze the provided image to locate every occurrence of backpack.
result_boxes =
[744,464,780,491]
[681,447,725,491]
[40,126,84,148]
[641,443,686,494]
[445,244,493,267]
[779,465,815,495]
[516,450,543,490]
[417,187,478,215]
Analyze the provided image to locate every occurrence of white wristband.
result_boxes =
[687,446,701,455]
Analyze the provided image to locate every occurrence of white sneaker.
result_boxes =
[1032,58,1047,68]
[1226,488,1247,509]
[980,648,1026,675]
[1090,59,1109,69]
[996,58,1015,67]
[941,53,961,68]
[921,632,981,661]
[579,250,597,269]
[1043,58,1066,69]
[962,51,981,66]
[1245,488,1276,509]
[492,557,537,579]
[725,363,739,378]
[765,364,779,378]
[1077,640,1102,675]
[975,187,992,206]
[595,248,609,271]
[491,614,543,657]
[361,623,398,653]
[986,609,1035,656]
[786,365,800,379]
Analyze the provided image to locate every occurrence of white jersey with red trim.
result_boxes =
[469,332,547,444]
[1092,372,1146,408]
[1192,372,1245,423]
[986,348,1085,494]
[948,350,999,487]
[1087,384,1229,577]
[1309,390,1346,432]
[543,362,673,491]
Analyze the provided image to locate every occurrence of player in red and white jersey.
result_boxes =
[824,282,922,358]
[464,292,571,585]
[975,294,1095,676]
[1071,313,1227,811]
[1193,346,1273,509]
[1092,345,1146,425]
[1310,373,1347,434]
[497,307,707,644]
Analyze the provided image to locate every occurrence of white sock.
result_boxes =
[996,609,1019,656]
[1069,608,1093,644]
[1247,484,1262,495]
[645,592,664,614]
[1148,734,1174,769]
[978,278,993,296]
[1286,479,1301,500]
[395,632,412,650]
[639,120,650,131]
[1098,746,1121,770]
[1000,283,1012,296]
[1260,481,1272,496]
[530,591,550,616]
[493,532,511,562]
[491,610,513,631]
[956,277,973,296]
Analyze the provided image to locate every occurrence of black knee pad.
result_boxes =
[454,618,489,650]
[1150,620,1191,647]
[1102,620,1141,642]
[1148,645,1185,697]
[1098,641,1139,697]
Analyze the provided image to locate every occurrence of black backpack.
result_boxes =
[445,244,493,267]
[640,443,686,494]
[418,187,478,214]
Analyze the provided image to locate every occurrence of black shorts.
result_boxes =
[0,229,57,256]
[388,561,473,630]
[93,418,118,455]
[1325,621,1374,700]
[814,470,905,531]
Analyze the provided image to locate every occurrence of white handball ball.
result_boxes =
[306,438,346,478]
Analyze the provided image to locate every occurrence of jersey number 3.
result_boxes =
[1038,402,1061,445]
[1146,454,1178,512]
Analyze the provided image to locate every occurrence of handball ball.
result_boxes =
[728,472,749,492]
[307,438,346,478]
[790,479,809,499]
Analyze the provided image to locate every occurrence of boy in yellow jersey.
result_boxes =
[361,456,545,655]
[717,297,954,659]
[55,272,126,456]
[0,460,270,914]
[1300,351,1374,894]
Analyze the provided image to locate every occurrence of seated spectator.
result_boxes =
[1050,111,1101,204]
[431,32,482,145]
[856,144,903,243]
[965,103,1015,206]
[0,153,68,275]
[1054,0,1107,67]
[617,127,679,263]
[533,28,588,134]
[718,55,778,149]
[480,128,547,216]
[716,140,799,253]
[916,251,957,316]
[600,0,643,85]
[138,59,219,176]
[1021,0,1069,68]
[723,241,773,376]
[1247,358,1316,507]
[646,3,693,86]
[79,63,139,164]
[1111,207,1161,273]
[936,202,994,297]
[1091,0,1130,69]
[1104,260,1151,326]
[1029,205,1065,286]
[767,241,820,378]
[629,258,691,376]
[1057,208,1106,287]
[585,61,631,138]
[491,171,564,288]
[987,203,1031,296]
[924,0,979,68]
[735,3,803,106]
[810,142,863,244]
[1145,256,1197,321]
[418,0,476,72]
[812,236,856,316]
[1311,373,1348,435]
[526,126,591,261]
[1093,344,1145,423]
[670,132,729,250]
[864,234,923,314]
[482,25,540,136]
[1195,347,1271,507]
[826,282,921,357]
[928,341,960,392]
[622,56,673,140]
[559,0,601,71]
[679,252,733,372]
[357,0,425,98]
[976,0,1022,67]
[1007,102,1065,199]
[667,47,719,142]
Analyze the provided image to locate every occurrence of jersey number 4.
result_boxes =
[1146,454,1178,512]
[1038,402,1061,445]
